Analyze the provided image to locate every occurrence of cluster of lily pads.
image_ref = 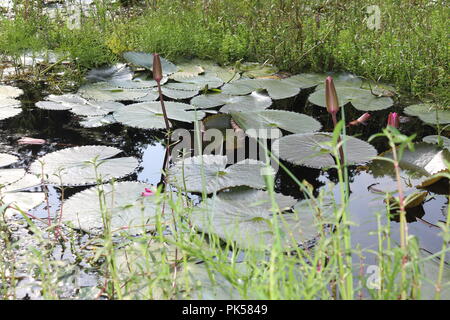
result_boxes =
[2,53,449,252]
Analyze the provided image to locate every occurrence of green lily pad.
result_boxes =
[79,114,117,128]
[272,132,377,169]
[231,110,322,139]
[308,86,393,111]
[222,78,302,100]
[85,63,133,83]
[123,52,178,75]
[78,82,148,102]
[0,153,18,167]
[36,94,125,116]
[168,155,267,194]
[0,161,44,217]
[0,85,23,99]
[62,182,169,234]
[282,73,326,89]
[0,98,21,120]
[191,188,322,250]
[191,91,272,113]
[404,104,450,124]
[113,102,206,130]
[238,62,278,78]
[423,135,450,151]
[29,145,138,186]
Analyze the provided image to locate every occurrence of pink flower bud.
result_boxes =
[348,112,371,126]
[141,188,154,197]
[152,54,163,82]
[387,112,400,128]
[325,76,340,115]
[18,137,46,145]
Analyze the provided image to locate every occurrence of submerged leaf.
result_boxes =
[29,146,138,186]
[168,155,266,193]
[272,132,377,169]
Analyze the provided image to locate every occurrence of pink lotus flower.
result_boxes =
[348,112,371,126]
[325,76,340,116]
[141,188,154,197]
[18,137,46,145]
[387,112,400,128]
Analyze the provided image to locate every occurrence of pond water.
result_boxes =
[0,66,448,299]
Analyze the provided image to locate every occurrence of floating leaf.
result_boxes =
[123,52,178,75]
[0,97,21,120]
[222,78,301,100]
[36,94,125,116]
[272,132,377,169]
[168,155,266,193]
[29,146,138,186]
[170,60,205,81]
[281,73,325,89]
[174,73,224,89]
[78,82,148,102]
[191,189,323,250]
[369,143,450,188]
[0,153,18,167]
[0,164,44,217]
[79,114,117,128]
[308,86,393,111]
[231,110,322,139]
[387,191,428,210]
[404,104,450,124]
[423,135,450,151]
[85,63,133,83]
[62,182,169,234]
[114,102,206,130]
[191,91,272,113]
[0,85,23,99]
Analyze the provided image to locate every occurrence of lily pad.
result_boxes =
[123,52,178,75]
[0,85,23,98]
[36,94,125,116]
[0,98,21,120]
[168,155,266,194]
[238,62,278,79]
[423,135,450,151]
[79,114,117,128]
[191,91,272,113]
[404,104,450,124]
[0,158,44,217]
[0,153,18,167]
[29,146,138,186]
[85,64,133,83]
[231,110,322,139]
[272,132,377,169]
[191,189,322,250]
[308,86,393,111]
[62,182,169,234]
[78,82,148,102]
[222,78,301,100]
[114,102,206,130]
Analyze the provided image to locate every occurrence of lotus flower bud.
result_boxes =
[325,76,340,115]
[348,112,371,126]
[141,187,154,197]
[387,112,400,128]
[153,53,163,82]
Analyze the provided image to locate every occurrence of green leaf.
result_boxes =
[62,182,169,234]
[404,104,450,124]
[191,91,272,113]
[168,155,266,193]
[123,52,178,75]
[231,110,322,139]
[308,86,393,111]
[29,146,138,186]
[272,132,377,169]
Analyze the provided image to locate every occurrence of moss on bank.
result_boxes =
[0,0,448,104]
